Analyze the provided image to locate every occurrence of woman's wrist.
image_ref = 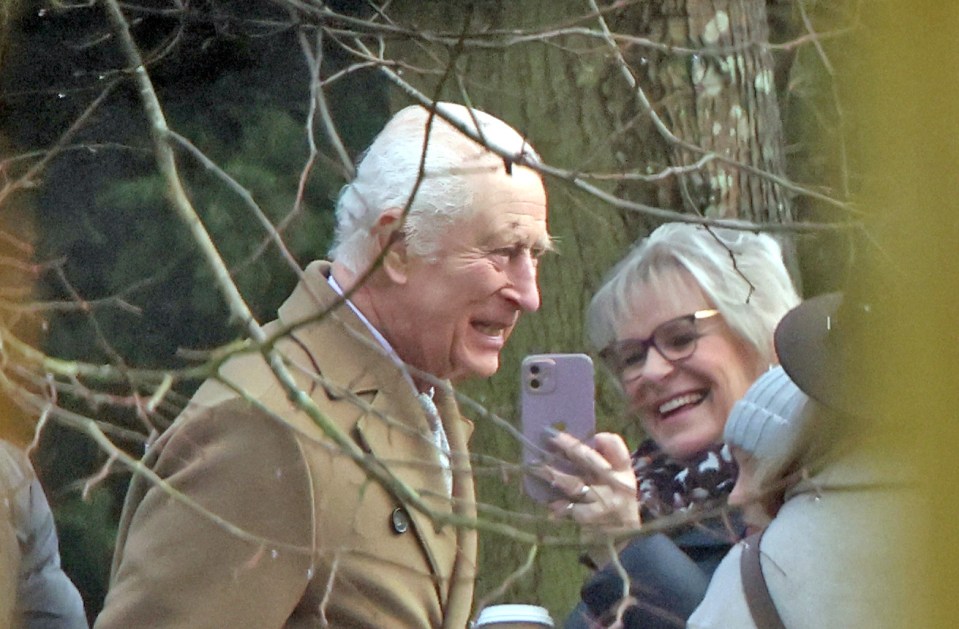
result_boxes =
[579,533,635,571]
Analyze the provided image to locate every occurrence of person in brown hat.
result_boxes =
[688,293,918,629]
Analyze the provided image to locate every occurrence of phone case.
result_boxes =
[520,353,596,503]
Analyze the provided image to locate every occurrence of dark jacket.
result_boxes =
[565,441,739,629]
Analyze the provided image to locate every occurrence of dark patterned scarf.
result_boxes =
[632,439,738,520]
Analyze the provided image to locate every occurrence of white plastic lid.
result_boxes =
[474,604,555,627]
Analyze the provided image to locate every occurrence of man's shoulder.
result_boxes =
[163,342,379,456]
[162,285,407,457]
[180,326,345,418]
[153,396,297,464]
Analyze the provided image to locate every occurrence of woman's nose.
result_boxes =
[728,479,747,507]
[638,344,675,380]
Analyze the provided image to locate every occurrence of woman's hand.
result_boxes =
[535,431,641,534]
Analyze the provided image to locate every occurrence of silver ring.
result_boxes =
[576,485,592,500]
[565,502,575,513]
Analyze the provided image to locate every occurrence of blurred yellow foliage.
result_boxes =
[854,3,959,626]
[0,139,38,447]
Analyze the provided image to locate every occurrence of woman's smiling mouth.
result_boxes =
[657,391,707,417]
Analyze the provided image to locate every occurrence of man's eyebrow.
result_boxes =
[537,234,557,252]
[482,222,521,246]
[481,221,554,251]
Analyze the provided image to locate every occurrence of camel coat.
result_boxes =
[95,261,477,629]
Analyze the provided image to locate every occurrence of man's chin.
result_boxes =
[450,355,501,383]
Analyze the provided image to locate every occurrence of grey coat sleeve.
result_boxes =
[16,473,89,629]
[1,441,88,629]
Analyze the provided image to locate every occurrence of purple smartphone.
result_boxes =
[520,353,596,503]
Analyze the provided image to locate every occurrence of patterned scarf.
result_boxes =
[632,439,738,520]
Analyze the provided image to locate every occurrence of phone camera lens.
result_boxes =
[530,365,541,375]
[530,378,541,390]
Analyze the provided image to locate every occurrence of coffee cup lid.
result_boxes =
[474,604,554,626]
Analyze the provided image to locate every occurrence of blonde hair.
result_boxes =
[587,223,801,366]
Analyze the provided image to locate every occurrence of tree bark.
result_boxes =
[642,0,793,222]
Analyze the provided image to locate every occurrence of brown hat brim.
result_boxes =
[774,292,852,416]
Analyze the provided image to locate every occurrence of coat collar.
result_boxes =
[278,262,477,616]
[277,261,473,435]
[275,261,384,398]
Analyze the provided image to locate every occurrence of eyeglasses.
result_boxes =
[600,309,721,381]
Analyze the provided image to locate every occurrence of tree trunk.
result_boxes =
[641,0,793,222]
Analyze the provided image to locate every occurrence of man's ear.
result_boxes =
[372,208,409,284]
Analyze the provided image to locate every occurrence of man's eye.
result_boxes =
[488,244,545,265]
[490,246,520,259]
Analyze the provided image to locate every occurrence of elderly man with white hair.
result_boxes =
[95,103,551,629]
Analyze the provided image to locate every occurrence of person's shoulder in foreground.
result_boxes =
[689,293,919,629]
[0,439,88,629]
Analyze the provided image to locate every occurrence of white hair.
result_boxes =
[587,222,801,367]
[329,102,540,273]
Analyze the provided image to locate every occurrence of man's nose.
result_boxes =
[503,252,541,312]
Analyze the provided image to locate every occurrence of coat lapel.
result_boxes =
[279,261,470,608]
[434,385,478,629]
[354,379,458,602]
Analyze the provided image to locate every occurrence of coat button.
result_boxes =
[390,507,410,534]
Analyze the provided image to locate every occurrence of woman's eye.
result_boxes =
[622,349,647,367]
[663,331,698,351]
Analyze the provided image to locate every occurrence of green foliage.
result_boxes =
[90,99,339,364]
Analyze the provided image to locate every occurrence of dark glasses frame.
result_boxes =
[599,309,720,381]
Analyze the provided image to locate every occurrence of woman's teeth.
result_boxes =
[659,392,704,415]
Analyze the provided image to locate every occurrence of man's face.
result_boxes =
[387,164,549,383]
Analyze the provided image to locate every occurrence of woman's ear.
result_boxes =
[372,208,409,284]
